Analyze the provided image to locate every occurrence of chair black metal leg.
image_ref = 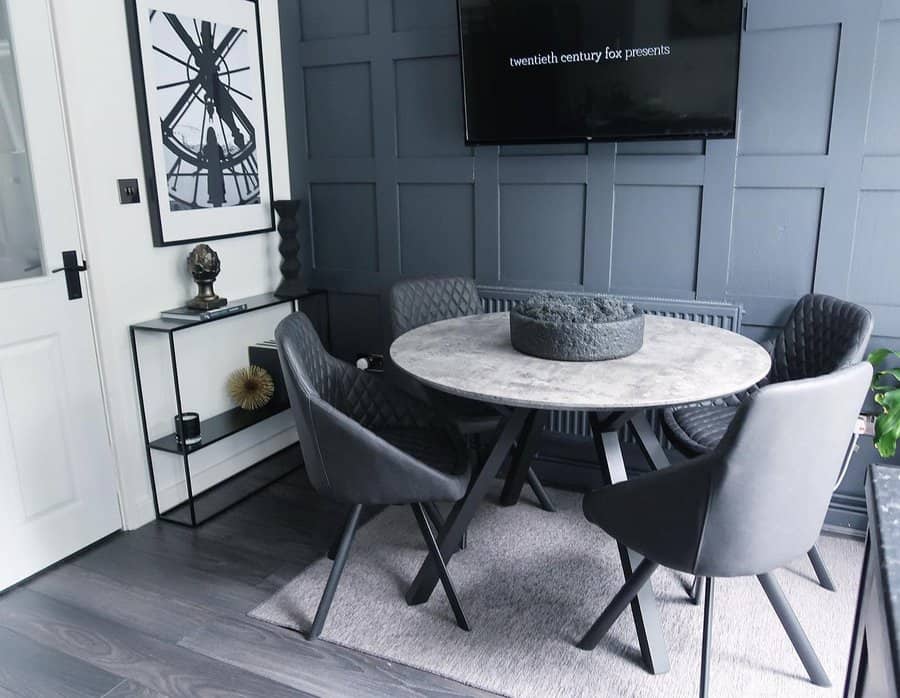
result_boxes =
[699,578,714,698]
[412,503,470,631]
[807,545,836,592]
[690,575,705,605]
[309,504,362,640]
[577,558,659,650]
[757,572,831,687]
[526,467,556,512]
[326,524,343,560]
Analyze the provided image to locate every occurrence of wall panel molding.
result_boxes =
[581,143,616,291]
[281,0,899,335]
[861,156,900,189]
[498,156,587,185]
[813,3,881,300]
[695,138,738,300]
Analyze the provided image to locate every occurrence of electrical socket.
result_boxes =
[355,353,384,372]
[856,414,876,436]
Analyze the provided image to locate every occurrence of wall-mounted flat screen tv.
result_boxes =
[458,0,743,144]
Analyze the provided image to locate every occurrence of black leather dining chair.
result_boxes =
[387,276,555,511]
[578,363,872,696]
[663,293,873,593]
[275,311,471,638]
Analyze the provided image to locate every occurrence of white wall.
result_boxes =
[50,0,296,528]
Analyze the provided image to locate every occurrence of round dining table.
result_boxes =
[390,311,771,675]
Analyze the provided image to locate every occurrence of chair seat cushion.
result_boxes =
[583,459,712,575]
[374,427,469,502]
[663,404,740,455]
[431,391,503,435]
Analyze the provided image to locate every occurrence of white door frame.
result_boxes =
[45,0,127,527]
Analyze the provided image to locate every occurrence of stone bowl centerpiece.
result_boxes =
[509,293,644,361]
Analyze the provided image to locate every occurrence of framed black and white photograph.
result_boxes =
[125,0,274,246]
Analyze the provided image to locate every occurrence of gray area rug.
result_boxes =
[251,487,863,698]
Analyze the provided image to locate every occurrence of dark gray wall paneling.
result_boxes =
[728,187,823,299]
[399,184,474,276]
[395,57,470,158]
[309,183,378,272]
[327,292,382,361]
[278,0,900,522]
[738,23,840,156]
[299,0,369,40]
[866,19,900,155]
[280,0,900,341]
[303,63,374,158]
[849,191,900,305]
[611,185,701,296]
[499,184,585,286]
[392,0,457,33]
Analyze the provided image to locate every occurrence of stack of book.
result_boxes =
[159,303,247,322]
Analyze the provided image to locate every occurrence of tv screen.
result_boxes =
[458,0,743,144]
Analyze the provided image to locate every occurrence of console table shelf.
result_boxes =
[148,403,289,454]
[130,290,328,527]
[157,445,300,526]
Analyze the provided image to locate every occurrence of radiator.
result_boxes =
[477,285,744,444]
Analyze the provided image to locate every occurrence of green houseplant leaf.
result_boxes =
[875,368,900,384]
[869,351,900,458]
[875,408,900,458]
[868,349,900,366]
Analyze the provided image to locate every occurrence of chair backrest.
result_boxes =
[387,276,483,340]
[769,294,873,383]
[277,312,456,505]
[275,311,358,499]
[695,361,872,576]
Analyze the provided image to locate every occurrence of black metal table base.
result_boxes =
[404,405,672,675]
[587,411,670,674]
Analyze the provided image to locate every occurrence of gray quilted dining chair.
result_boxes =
[579,362,872,697]
[276,311,472,638]
[387,276,555,511]
[663,293,873,593]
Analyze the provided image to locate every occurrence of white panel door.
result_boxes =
[0,0,120,590]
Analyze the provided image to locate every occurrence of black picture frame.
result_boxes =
[124,0,275,247]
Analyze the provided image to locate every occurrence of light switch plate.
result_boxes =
[117,178,140,204]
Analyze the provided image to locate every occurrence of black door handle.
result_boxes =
[51,250,87,300]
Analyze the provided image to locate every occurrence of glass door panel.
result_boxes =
[0,0,42,282]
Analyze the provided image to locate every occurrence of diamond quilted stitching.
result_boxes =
[667,293,873,454]
[771,294,873,382]
[389,277,482,339]
[276,311,433,431]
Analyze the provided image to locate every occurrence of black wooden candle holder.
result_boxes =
[273,199,307,298]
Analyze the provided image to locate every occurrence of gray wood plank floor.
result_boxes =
[0,464,493,697]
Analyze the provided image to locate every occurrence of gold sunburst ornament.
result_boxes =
[227,365,275,411]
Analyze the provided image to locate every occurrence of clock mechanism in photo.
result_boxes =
[150,10,260,211]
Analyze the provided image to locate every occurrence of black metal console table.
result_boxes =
[130,291,328,526]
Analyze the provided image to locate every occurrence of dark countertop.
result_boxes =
[868,465,900,675]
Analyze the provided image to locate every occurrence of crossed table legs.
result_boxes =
[404,406,672,675]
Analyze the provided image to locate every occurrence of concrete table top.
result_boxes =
[390,312,772,411]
